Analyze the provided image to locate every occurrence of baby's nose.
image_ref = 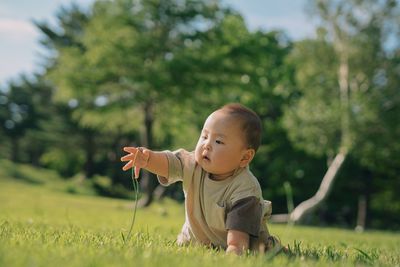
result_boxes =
[204,140,212,150]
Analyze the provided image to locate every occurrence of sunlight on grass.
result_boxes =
[1,178,399,267]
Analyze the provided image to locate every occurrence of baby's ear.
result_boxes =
[240,149,255,167]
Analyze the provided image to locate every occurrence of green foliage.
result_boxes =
[283,39,341,156]
[44,0,229,134]
[0,75,53,162]
[92,174,132,198]
[40,148,85,177]
[281,0,400,225]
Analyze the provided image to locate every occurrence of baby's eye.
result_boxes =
[216,140,224,145]
[201,135,208,140]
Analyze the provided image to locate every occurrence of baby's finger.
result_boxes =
[134,166,141,178]
[132,148,149,167]
[123,147,138,154]
[122,160,133,171]
[132,148,140,165]
[120,153,134,162]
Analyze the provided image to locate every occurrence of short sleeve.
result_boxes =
[225,196,262,237]
[157,149,195,187]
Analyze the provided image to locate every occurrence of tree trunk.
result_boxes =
[270,151,348,224]
[289,151,347,223]
[355,195,367,232]
[111,134,124,185]
[84,131,95,178]
[138,101,158,207]
[356,169,372,231]
[11,137,20,162]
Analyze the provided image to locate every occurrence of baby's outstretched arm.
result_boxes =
[121,147,168,178]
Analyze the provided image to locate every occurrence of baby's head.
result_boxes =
[220,103,262,152]
[195,103,262,180]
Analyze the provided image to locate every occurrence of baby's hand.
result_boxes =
[121,147,150,178]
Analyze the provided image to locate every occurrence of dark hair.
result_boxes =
[219,103,262,152]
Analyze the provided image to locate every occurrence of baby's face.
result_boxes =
[194,110,249,180]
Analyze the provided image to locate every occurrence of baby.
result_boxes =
[121,103,278,255]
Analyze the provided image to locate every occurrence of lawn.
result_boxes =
[0,164,399,267]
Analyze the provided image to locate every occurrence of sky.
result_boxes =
[0,0,315,86]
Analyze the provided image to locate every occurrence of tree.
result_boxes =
[282,0,400,225]
[0,75,52,163]
[35,4,101,178]
[42,0,233,206]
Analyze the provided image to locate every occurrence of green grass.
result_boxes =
[0,163,399,267]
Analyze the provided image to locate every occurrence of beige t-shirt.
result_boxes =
[157,149,272,249]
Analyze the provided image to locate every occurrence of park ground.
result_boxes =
[0,160,399,267]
